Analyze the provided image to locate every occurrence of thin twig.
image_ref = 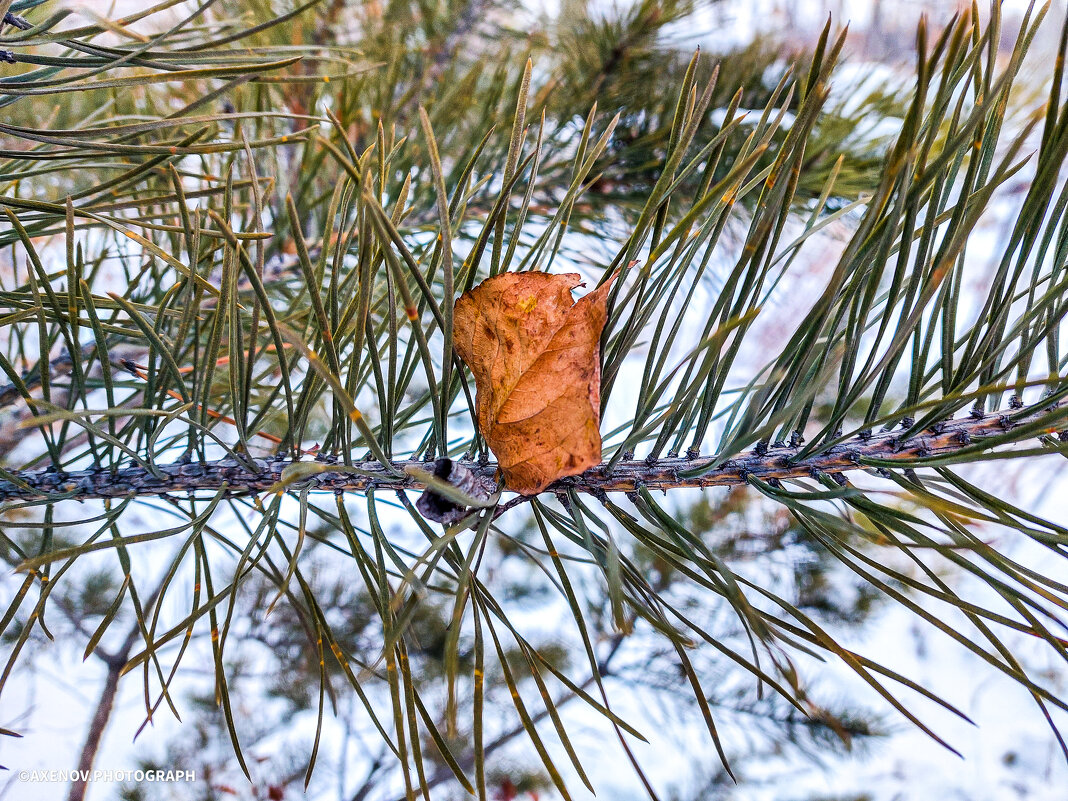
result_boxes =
[0,344,98,410]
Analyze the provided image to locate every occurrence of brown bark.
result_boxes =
[65,626,140,801]
[65,663,121,801]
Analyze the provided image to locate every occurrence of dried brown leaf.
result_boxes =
[453,271,614,495]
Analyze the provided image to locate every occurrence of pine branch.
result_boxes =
[2,401,1061,503]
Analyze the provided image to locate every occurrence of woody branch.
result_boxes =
[0,401,1062,504]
